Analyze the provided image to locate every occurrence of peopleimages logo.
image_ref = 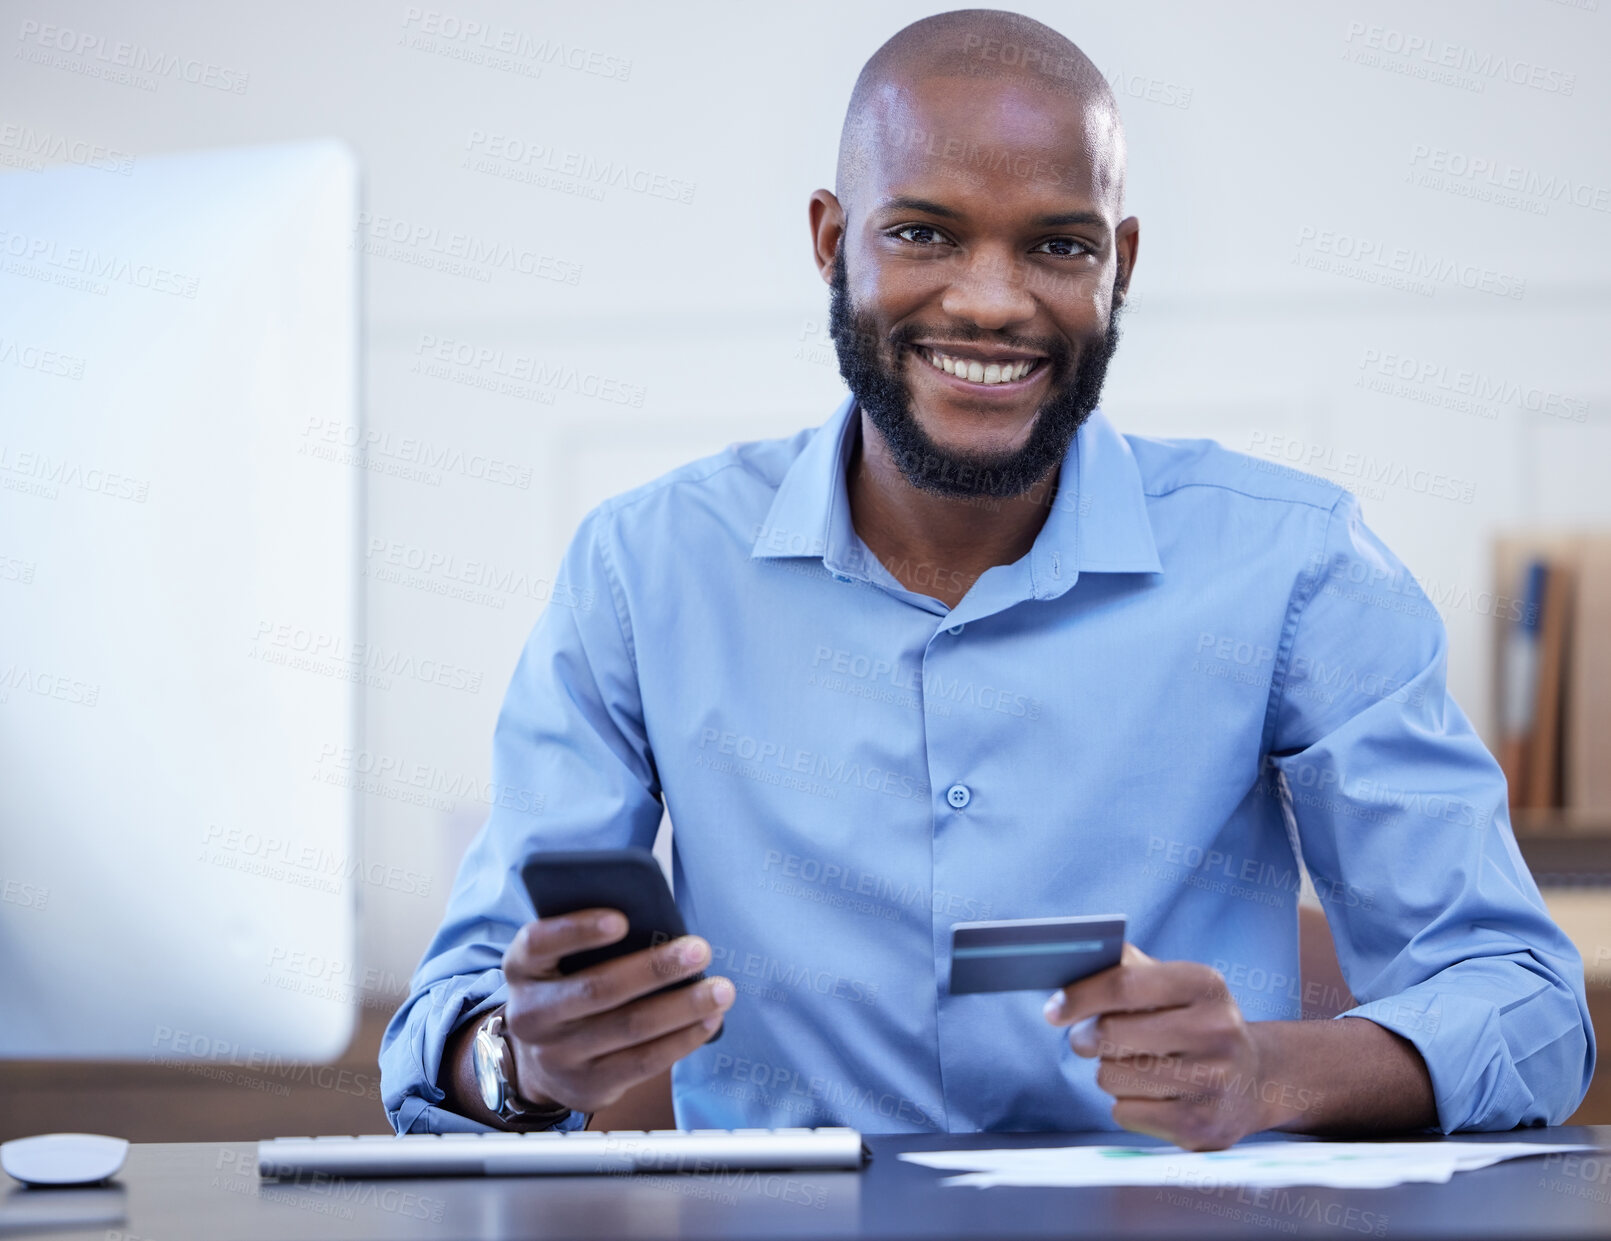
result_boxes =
[0,663,100,708]
[0,334,86,379]
[1246,431,1476,505]
[200,822,433,897]
[1408,144,1611,215]
[696,728,929,801]
[301,415,534,489]
[704,941,880,1007]
[1292,225,1525,301]
[15,20,251,93]
[149,1027,380,1100]
[1342,21,1575,95]
[0,228,201,298]
[709,1051,931,1127]
[352,213,582,285]
[399,7,632,81]
[464,130,695,204]
[761,849,992,921]
[364,535,597,612]
[249,618,484,694]
[411,334,645,407]
[0,122,134,174]
[809,645,1041,720]
[0,445,151,504]
[312,742,546,816]
[1357,347,1588,423]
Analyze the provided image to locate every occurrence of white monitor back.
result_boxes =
[0,139,360,1059]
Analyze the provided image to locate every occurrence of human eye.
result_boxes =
[1032,237,1093,258]
[890,224,952,247]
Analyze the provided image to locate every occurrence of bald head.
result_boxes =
[836,9,1125,219]
[809,10,1137,503]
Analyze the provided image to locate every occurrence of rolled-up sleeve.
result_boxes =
[1267,492,1594,1131]
[379,506,664,1134]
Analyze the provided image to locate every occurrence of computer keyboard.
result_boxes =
[258,1127,868,1179]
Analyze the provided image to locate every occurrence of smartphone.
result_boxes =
[520,847,720,1039]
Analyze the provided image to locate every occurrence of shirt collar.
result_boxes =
[750,395,1161,598]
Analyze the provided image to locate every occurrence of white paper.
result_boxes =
[898,1140,1593,1189]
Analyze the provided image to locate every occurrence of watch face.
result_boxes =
[472,1026,503,1113]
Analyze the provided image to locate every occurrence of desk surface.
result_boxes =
[6,1128,1611,1241]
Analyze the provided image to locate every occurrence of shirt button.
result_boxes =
[946,784,971,809]
[947,624,964,636]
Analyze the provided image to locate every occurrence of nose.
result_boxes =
[939,247,1037,333]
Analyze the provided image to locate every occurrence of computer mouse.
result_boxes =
[0,1134,129,1187]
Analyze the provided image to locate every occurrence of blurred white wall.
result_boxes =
[5,0,1608,997]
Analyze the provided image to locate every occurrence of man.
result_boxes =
[380,10,1592,1150]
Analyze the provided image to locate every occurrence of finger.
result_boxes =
[1042,943,1156,1025]
[502,910,628,979]
[1112,1097,1239,1152]
[1110,1097,1193,1146]
[1096,1058,1189,1101]
[583,1010,724,1100]
[1049,958,1226,1028]
[527,934,715,1029]
[1070,1005,1209,1060]
[555,976,735,1061]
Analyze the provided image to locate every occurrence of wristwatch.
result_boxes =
[471,1010,572,1129]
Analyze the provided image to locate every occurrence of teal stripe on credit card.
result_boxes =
[954,940,1106,959]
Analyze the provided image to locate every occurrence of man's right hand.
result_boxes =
[498,908,735,1114]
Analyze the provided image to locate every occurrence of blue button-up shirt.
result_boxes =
[381,395,1593,1136]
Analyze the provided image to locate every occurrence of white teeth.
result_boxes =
[921,349,1037,385]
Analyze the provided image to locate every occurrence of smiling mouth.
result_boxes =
[916,346,1046,387]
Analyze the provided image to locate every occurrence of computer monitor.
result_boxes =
[0,139,361,1059]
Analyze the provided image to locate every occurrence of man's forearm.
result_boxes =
[436,1004,569,1129]
[438,1005,509,1127]
[1251,1016,1437,1135]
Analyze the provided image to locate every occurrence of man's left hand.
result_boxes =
[1044,943,1307,1150]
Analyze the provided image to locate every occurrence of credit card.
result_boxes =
[948,915,1126,995]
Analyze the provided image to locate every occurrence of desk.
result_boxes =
[5,1128,1611,1240]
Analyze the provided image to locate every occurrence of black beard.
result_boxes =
[827,238,1124,499]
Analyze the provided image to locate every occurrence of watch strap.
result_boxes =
[483,1011,574,1128]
